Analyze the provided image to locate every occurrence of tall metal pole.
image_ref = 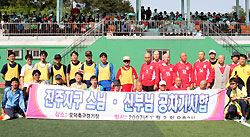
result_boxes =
[246,0,249,24]
[187,0,191,29]
[236,0,240,18]
[181,0,185,17]
[57,0,60,23]
[60,0,63,22]
[136,0,141,21]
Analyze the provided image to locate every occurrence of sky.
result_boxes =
[130,0,248,13]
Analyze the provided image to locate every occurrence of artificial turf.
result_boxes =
[0,88,250,137]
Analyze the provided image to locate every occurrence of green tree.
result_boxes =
[230,5,245,18]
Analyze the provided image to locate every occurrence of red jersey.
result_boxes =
[139,62,159,86]
[174,61,193,87]
[193,59,213,86]
[158,62,175,89]
[229,63,239,75]
[169,84,187,91]
[132,90,146,92]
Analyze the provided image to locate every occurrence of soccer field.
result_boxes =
[0,89,250,137]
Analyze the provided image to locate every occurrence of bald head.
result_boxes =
[180,52,187,62]
[153,51,160,61]
[218,55,225,66]
[200,80,208,90]
[144,53,151,64]
[136,82,143,92]
[175,77,182,87]
[163,53,170,64]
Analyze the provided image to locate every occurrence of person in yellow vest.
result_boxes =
[70,72,87,90]
[116,56,138,92]
[20,54,34,101]
[87,75,104,91]
[208,50,218,69]
[1,51,22,87]
[95,52,115,91]
[33,50,52,84]
[66,51,82,87]
[51,54,66,85]
[78,51,96,88]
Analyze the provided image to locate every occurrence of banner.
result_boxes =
[27,84,226,121]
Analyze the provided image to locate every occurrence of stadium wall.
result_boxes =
[0,37,236,83]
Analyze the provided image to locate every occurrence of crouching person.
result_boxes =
[1,78,26,120]
[225,78,249,123]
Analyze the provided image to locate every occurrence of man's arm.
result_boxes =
[19,90,27,116]
[1,88,8,112]
[110,63,115,82]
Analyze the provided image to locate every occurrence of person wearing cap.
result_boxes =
[87,75,104,91]
[110,79,123,92]
[157,81,167,91]
[95,52,115,91]
[55,74,65,86]
[212,55,230,90]
[170,77,186,91]
[193,51,213,88]
[158,53,175,90]
[208,50,218,69]
[229,51,240,75]
[33,50,52,84]
[20,54,34,101]
[71,72,87,90]
[66,51,82,87]
[139,53,159,92]
[78,51,96,88]
[174,52,193,89]
[116,56,138,92]
[133,82,145,92]
[51,54,67,85]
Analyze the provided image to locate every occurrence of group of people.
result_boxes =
[1,49,250,122]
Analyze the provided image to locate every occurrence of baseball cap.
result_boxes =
[159,80,166,86]
[123,56,130,61]
[231,51,240,58]
[54,54,61,59]
[113,79,121,86]
[55,74,62,80]
[209,50,216,54]
[85,51,92,56]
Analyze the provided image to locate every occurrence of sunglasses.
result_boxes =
[123,60,130,63]
[230,83,237,85]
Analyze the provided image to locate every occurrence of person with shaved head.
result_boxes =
[212,55,230,89]
[174,52,193,89]
[139,53,159,92]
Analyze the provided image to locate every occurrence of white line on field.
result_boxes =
[234,120,250,128]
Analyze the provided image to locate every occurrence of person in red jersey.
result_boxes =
[170,77,187,91]
[229,51,240,76]
[193,51,213,88]
[110,79,123,92]
[116,56,138,92]
[157,81,167,91]
[174,52,193,89]
[158,53,175,90]
[152,51,164,65]
[139,53,159,92]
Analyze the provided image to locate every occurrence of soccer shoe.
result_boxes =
[14,113,23,118]
[1,114,10,120]
[240,116,247,123]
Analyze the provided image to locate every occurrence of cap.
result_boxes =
[231,51,240,58]
[85,51,92,56]
[123,56,130,61]
[113,79,121,86]
[159,80,166,86]
[209,50,216,54]
[54,54,61,59]
[55,74,62,80]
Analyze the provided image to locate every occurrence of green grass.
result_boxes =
[0,88,250,137]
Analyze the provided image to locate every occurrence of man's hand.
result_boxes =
[193,83,197,89]
[153,84,158,91]
[231,97,237,101]
[207,83,211,88]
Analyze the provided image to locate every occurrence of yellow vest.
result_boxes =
[120,67,134,85]
[71,82,87,90]
[5,63,19,81]
[98,63,111,81]
[89,85,102,91]
[69,61,82,80]
[24,65,33,83]
[52,65,66,85]
[229,64,250,87]
[83,62,95,80]
[37,63,49,81]
[211,61,219,69]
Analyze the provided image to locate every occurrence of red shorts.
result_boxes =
[121,84,133,92]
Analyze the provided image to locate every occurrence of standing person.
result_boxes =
[208,50,218,69]
[212,55,230,89]
[139,53,158,92]
[51,54,67,85]
[116,56,138,92]
[20,54,34,101]
[95,52,115,91]
[78,51,96,88]
[33,50,52,84]
[0,78,26,120]
[193,51,213,88]
[174,52,193,89]
[229,51,240,75]
[152,51,163,64]
[71,72,87,90]
[87,75,104,91]
[1,51,22,87]
[66,51,82,87]
[146,7,152,20]
[158,53,175,90]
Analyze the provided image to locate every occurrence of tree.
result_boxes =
[230,5,245,18]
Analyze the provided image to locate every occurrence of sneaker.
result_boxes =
[1,115,10,120]
[240,116,247,123]
[14,113,23,118]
